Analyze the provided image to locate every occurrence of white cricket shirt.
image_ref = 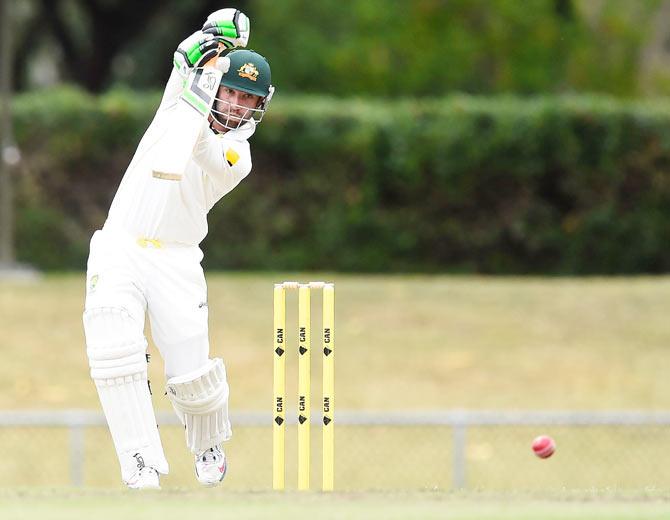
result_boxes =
[104,69,254,246]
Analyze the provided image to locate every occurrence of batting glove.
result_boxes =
[173,31,220,77]
[202,8,250,49]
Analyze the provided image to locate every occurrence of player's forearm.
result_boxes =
[157,68,186,112]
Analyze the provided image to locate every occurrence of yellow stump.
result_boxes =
[298,284,311,490]
[273,285,286,490]
[322,283,335,491]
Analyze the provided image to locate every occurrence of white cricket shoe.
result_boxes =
[126,466,161,490]
[195,445,227,486]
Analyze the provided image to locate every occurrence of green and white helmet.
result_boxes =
[211,48,275,131]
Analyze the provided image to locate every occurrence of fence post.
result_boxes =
[452,423,467,490]
[69,425,84,487]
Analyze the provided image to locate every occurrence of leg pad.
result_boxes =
[83,307,168,480]
[166,358,232,453]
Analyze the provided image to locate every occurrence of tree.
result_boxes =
[17,0,251,92]
[10,0,664,96]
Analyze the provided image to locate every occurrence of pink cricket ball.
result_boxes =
[531,435,556,459]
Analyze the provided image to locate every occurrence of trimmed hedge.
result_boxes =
[11,87,670,273]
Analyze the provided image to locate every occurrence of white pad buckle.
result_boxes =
[166,358,232,453]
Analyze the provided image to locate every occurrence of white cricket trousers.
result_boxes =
[84,226,210,377]
[83,226,212,481]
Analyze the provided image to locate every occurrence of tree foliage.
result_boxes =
[250,0,659,96]
[10,0,665,96]
[13,0,249,91]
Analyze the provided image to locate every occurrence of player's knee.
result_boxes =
[83,307,147,380]
[167,358,229,414]
[166,358,231,452]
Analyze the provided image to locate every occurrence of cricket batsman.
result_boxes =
[82,8,274,489]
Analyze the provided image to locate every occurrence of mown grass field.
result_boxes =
[1,273,669,411]
[1,274,670,506]
[1,489,670,520]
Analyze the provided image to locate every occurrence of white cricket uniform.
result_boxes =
[83,68,251,481]
[87,68,253,374]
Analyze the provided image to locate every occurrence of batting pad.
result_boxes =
[166,358,232,454]
[84,307,169,480]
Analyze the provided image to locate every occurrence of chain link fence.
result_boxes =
[1,410,669,491]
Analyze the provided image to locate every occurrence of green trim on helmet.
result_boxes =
[219,49,272,98]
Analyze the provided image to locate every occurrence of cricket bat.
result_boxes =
[151,61,223,181]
